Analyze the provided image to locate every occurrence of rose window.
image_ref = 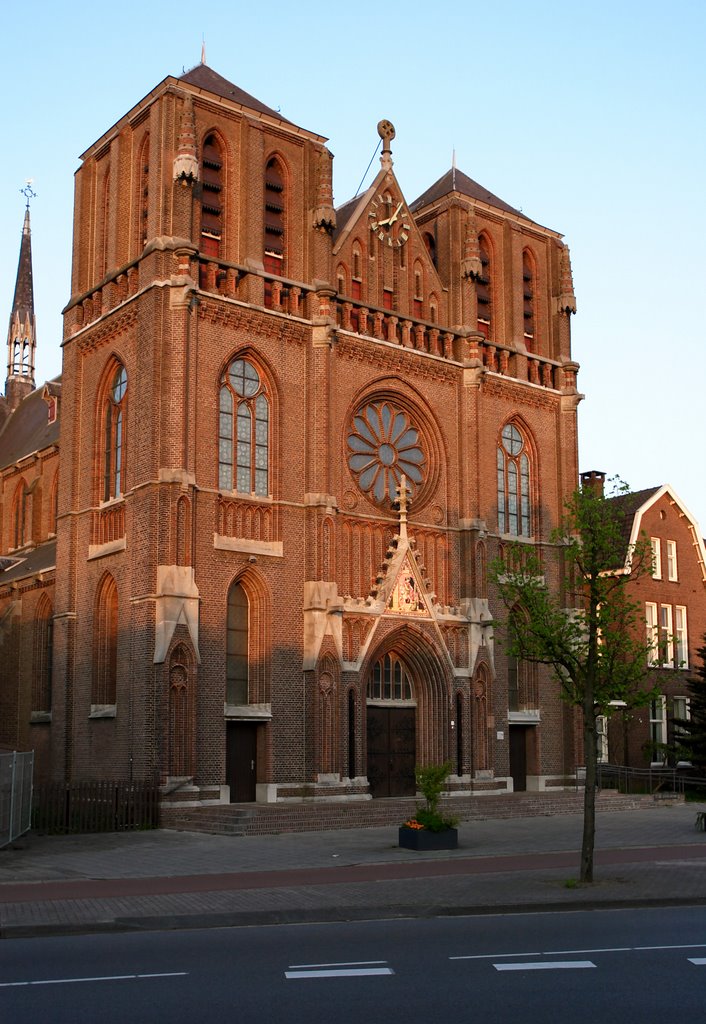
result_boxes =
[347,401,426,505]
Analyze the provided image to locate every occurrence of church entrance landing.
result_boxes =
[366,705,416,798]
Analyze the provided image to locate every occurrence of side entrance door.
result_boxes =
[226,722,257,802]
[509,724,528,792]
[366,706,416,798]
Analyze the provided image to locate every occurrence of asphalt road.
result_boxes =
[2,906,706,1022]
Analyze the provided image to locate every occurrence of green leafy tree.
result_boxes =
[669,636,706,769]
[490,481,655,882]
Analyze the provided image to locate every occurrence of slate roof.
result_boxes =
[333,195,365,242]
[0,378,60,468]
[179,64,291,124]
[409,167,533,222]
[605,486,662,569]
[0,539,56,586]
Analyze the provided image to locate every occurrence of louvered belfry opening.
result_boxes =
[201,134,223,258]
[477,235,492,337]
[264,157,285,306]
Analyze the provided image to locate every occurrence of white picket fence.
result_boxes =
[0,751,34,848]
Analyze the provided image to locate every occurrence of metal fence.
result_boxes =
[596,763,706,796]
[0,751,34,849]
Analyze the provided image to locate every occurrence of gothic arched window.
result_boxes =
[93,574,118,706]
[201,134,223,258]
[32,595,53,715]
[218,357,270,496]
[102,363,127,502]
[497,423,531,536]
[226,581,249,705]
[367,653,414,701]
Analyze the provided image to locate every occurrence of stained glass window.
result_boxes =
[497,423,531,536]
[347,401,426,506]
[219,358,269,496]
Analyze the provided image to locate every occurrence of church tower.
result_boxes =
[4,189,37,413]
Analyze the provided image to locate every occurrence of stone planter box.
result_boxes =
[398,826,458,851]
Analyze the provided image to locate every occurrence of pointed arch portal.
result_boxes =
[364,627,451,798]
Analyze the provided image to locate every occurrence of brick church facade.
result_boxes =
[1,62,585,804]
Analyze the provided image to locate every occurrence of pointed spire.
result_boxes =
[201,37,206,64]
[452,148,456,191]
[5,188,37,410]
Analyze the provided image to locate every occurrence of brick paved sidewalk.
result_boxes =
[1,804,705,937]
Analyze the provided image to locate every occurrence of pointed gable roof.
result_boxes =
[608,484,706,581]
[410,166,532,221]
[0,377,61,468]
[179,64,292,124]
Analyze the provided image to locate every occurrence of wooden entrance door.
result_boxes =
[366,706,416,798]
[509,725,528,792]
[226,722,257,802]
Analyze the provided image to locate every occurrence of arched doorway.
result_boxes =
[366,652,416,797]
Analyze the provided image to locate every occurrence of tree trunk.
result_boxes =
[580,694,597,883]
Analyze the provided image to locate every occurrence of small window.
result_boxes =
[659,604,673,667]
[645,602,658,666]
[675,606,688,669]
[596,715,609,764]
[666,539,678,581]
[649,696,667,764]
[651,537,662,579]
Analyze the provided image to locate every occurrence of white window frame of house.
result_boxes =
[659,604,674,668]
[649,695,667,765]
[645,602,659,665]
[673,695,691,766]
[675,605,688,669]
[666,539,678,581]
[596,714,609,764]
[650,537,662,579]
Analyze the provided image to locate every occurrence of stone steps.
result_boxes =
[161,790,662,837]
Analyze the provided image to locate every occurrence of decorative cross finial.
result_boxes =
[395,474,411,539]
[20,180,36,209]
[377,119,395,171]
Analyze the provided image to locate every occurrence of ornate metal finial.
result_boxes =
[377,119,395,171]
[20,180,37,208]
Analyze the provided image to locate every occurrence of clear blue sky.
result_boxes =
[2,0,705,525]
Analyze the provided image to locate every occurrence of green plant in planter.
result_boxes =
[412,762,458,833]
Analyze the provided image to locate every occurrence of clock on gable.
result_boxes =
[369,192,411,248]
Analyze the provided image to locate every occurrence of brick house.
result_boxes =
[1,61,585,804]
[582,473,706,768]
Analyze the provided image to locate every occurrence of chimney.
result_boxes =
[581,470,605,497]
